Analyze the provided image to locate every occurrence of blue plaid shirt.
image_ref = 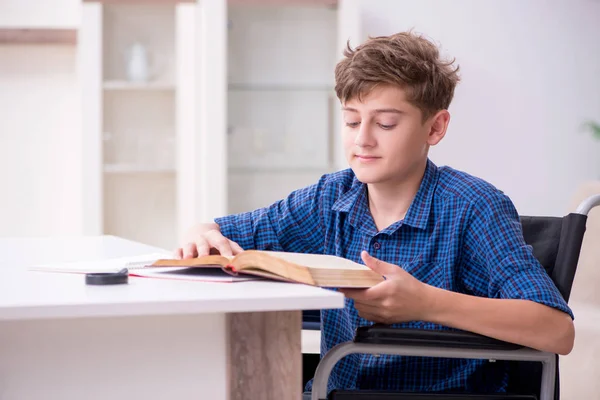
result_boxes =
[215,159,573,394]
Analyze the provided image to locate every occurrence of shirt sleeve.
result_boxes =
[213,176,327,254]
[462,191,574,319]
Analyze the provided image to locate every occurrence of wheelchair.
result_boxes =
[303,194,600,400]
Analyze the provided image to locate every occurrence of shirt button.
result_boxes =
[373,242,381,250]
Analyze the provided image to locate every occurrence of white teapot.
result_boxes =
[126,42,151,82]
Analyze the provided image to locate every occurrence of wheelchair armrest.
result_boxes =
[354,324,522,351]
[303,321,321,331]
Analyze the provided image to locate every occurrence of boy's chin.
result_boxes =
[351,169,387,184]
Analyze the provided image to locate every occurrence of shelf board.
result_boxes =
[84,0,193,3]
[0,28,77,45]
[228,83,334,92]
[228,166,334,174]
[103,81,175,91]
[104,164,175,174]
[105,165,332,174]
[228,0,337,6]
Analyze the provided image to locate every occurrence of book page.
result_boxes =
[233,251,382,288]
[259,251,370,270]
[232,252,316,285]
[130,267,259,282]
[309,269,384,288]
[150,254,232,268]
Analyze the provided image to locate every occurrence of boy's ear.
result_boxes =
[426,110,450,146]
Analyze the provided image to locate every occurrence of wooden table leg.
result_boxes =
[228,310,302,400]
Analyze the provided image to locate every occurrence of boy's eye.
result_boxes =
[345,122,360,128]
[378,124,396,130]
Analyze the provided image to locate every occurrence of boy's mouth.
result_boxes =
[355,155,381,162]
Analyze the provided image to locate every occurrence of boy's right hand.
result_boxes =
[174,223,244,259]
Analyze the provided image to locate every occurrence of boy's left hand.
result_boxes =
[339,251,436,324]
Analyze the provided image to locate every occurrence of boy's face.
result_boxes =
[342,85,447,185]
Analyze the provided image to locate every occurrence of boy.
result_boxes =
[174,32,574,394]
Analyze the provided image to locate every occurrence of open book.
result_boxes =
[146,250,384,288]
[30,251,384,288]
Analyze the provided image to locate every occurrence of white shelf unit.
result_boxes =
[78,0,360,247]
[226,4,340,214]
[80,0,228,249]
[102,4,177,249]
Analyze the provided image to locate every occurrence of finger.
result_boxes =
[353,301,382,315]
[206,230,233,257]
[194,238,210,257]
[338,288,364,299]
[357,310,385,324]
[356,303,392,324]
[173,247,183,260]
[361,251,399,276]
[183,242,198,259]
[229,240,244,255]
[340,287,382,303]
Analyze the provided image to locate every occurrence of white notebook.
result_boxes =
[30,253,171,274]
[30,253,257,283]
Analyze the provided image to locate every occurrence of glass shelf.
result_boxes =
[228,166,335,174]
[104,164,175,174]
[103,80,175,91]
[227,83,334,92]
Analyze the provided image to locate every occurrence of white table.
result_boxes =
[0,236,343,400]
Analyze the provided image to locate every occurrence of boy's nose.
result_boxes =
[354,125,376,147]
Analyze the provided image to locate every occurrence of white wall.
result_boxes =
[0,46,79,236]
[0,0,80,28]
[0,0,82,237]
[357,0,600,216]
[0,45,81,236]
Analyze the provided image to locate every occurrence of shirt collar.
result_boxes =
[331,159,439,232]
[402,159,438,230]
[331,175,373,233]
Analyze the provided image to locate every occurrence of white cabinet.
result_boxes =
[79,0,360,248]
[226,4,341,214]
[81,3,178,249]
[80,1,228,250]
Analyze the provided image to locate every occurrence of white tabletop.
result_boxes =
[0,235,344,321]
